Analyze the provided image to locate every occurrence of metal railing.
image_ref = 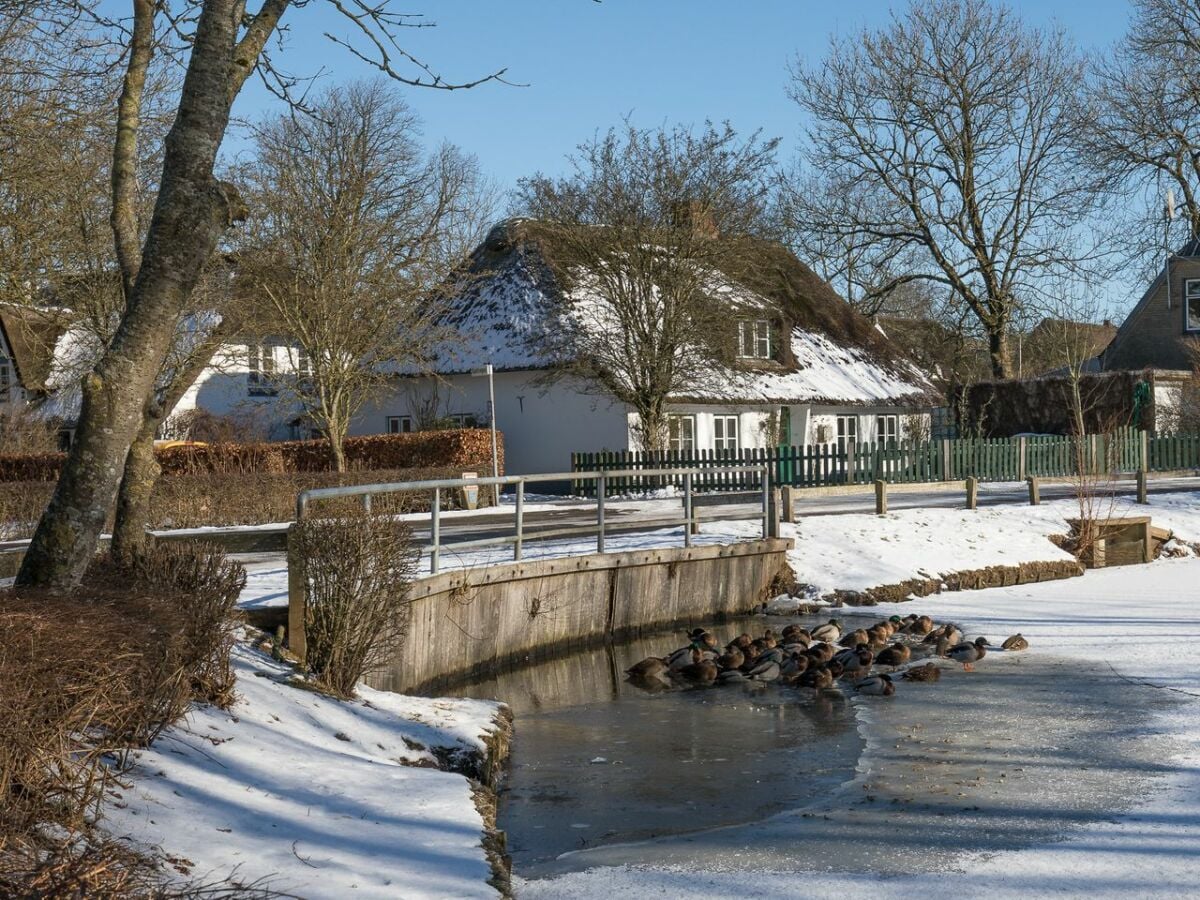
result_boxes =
[296,463,775,574]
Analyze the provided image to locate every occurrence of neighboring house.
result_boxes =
[349,220,940,474]
[0,304,62,408]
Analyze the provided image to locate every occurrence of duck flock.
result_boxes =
[626,614,1031,697]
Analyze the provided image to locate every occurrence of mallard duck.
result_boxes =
[666,644,699,670]
[799,666,834,689]
[781,624,810,644]
[807,641,836,663]
[904,615,934,636]
[626,657,667,678]
[900,662,941,682]
[730,633,754,650]
[833,643,872,675]
[839,628,870,648]
[747,659,781,682]
[780,652,810,679]
[717,668,747,684]
[1001,633,1029,651]
[854,673,895,696]
[947,637,989,671]
[717,647,745,670]
[677,656,718,684]
[811,618,842,643]
[875,643,912,668]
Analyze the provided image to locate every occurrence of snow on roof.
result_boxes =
[417,221,939,407]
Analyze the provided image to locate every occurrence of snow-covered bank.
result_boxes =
[102,641,507,899]
[518,558,1200,899]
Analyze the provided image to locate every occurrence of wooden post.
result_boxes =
[965,476,978,510]
[1137,468,1148,505]
[1027,476,1040,505]
[781,485,796,523]
[513,481,525,560]
[846,441,856,485]
[874,479,887,515]
[597,474,606,554]
[1140,430,1149,473]
[1017,437,1027,483]
[768,486,782,538]
[286,523,306,662]
[941,439,952,481]
[684,473,694,544]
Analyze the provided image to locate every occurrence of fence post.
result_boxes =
[1017,437,1027,483]
[965,476,978,510]
[781,485,796,523]
[1027,476,1040,506]
[941,439,952,481]
[430,487,441,574]
[874,479,888,515]
[513,480,525,561]
[1137,468,1149,505]
[761,467,772,539]
[768,486,782,538]
[846,441,856,485]
[286,523,306,662]
[683,472,694,546]
[1140,430,1149,473]
[597,474,606,554]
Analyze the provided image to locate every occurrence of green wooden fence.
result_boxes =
[571,427,1200,497]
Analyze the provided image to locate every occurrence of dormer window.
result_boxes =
[738,319,772,359]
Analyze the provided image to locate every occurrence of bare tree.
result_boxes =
[16,2,506,589]
[787,0,1102,378]
[516,121,778,450]
[1081,0,1200,267]
[242,81,491,471]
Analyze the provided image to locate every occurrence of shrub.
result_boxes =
[292,509,419,697]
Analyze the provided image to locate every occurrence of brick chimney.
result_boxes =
[669,199,719,239]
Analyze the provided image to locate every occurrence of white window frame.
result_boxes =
[387,415,414,434]
[1186,279,1200,333]
[876,414,899,447]
[0,355,12,402]
[836,415,858,454]
[713,414,740,452]
[668,414,696,453]
[247,343,277,396]
[737,319,772,359]
[295,346,311,378]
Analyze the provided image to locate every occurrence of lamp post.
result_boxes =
[471,363,499,481]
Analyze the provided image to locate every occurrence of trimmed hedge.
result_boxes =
[0,428,504,482]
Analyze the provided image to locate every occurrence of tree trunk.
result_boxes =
[330,430,347,473]
[110,418,160,561]
[16,0,245,590]
[988,329,1013,379]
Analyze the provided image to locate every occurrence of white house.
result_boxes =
[346,220,940,474]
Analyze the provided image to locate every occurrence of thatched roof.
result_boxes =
[0,304,67,393]
[426,219,939,407]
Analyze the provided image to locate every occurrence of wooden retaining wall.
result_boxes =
[360,539,793,695]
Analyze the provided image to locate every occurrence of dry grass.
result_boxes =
[0,543,248,895]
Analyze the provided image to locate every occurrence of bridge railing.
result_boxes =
[296,463,776,575]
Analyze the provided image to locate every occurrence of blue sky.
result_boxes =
[226,0,1136,190]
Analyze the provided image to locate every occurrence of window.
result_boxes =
[713,415,739,452]
[387,415,414,434]
[737,319,772,359]
[247,344,277,396]
[0,355,11,402]
[876,414,899,447]
[836,415,858,454]
[448,414,478,429]
[668,415,695,453]
[1187,279,1200,332]
[296,347,311,378]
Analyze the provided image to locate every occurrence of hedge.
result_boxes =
[0,428,504,482]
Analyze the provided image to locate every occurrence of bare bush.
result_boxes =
[0,410,61,456]
[292,511,419,697]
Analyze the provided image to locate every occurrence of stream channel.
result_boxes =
[435,613,1181,882]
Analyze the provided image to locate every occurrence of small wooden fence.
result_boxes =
[572,428,1200,497]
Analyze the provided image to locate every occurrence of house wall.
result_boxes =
[1105,256,1200,371]
[350,372,629,475]
[800,405,930,445]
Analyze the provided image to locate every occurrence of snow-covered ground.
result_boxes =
[103,641,506,900]
[518,557,1200,899]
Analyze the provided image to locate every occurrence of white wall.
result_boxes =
[169,342,305,439]
[351,372,630,475]
[801,406,931,446]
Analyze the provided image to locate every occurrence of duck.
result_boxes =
[780,652,810,680]
[1001,633,1029,651]
[900,662,941,682]
[716,668,748,684]
[807,641,836,663]
[874,643,912,669]
[676,654,718,684]
[854,674,896,696]
[811,618,842,643]
[839,628,870,648]
[833,643,872,673]
[904,615,934,636]
[665,644,701,670]
[947,637,989,671]
[781,624,810,644]
[746,658,781,682]
[799,666,834,689]
[626,657,668,678]
[716,646,745,670]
